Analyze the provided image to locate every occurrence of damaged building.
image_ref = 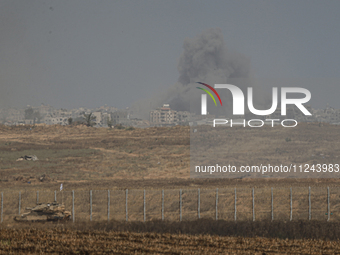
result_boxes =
[149,104,192,126]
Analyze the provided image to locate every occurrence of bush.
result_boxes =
[115,124,125,129]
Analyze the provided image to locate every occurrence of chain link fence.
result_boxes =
[1,187,339,223]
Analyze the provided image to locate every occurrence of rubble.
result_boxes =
[16,155,39,161]
[39,174,52,182]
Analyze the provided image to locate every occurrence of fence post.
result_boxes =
[19,191,21,215]
[1,192,3,223]
[72,190,75,223]
[327,187,330,221]
[216,188,218,220]
[54,190,57,202]
[179,189,182,221]
[252,188,255,221]
[143,189,146,222]
[271,187,274,221]
[36,191,39,204]
[309,186,311,220]
[290,187,292,221]
[161,189,164,221]
[125,189,128,222]
[198,188,200,219]
[234,188,237,222]
[107,190,110,222]
[90,190,92,221]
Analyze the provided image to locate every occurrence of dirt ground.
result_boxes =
[0,123,339,192]
[1,123,340,253]
[0,227,339,254]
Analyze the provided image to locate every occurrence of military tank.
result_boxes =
[14,202,71,222]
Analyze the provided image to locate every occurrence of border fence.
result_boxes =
[1,187,340,223]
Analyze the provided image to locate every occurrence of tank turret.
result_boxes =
[14,202,71,222]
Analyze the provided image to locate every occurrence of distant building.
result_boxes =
[101,112,111,126]
[149,104,178,125]
[44,117,68,125]
[111,111,128,124]
[177,111,193,123]
[24,119,35,125]
[92,112,102,125]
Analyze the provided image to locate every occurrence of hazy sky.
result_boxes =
[1,0,340,110]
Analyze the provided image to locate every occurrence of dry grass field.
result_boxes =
[0,123,340,253]
[0,124,190,191]
[2,220,340,254]
[191,122,340,178]
[0,122,339,191]
[0,229,338,254]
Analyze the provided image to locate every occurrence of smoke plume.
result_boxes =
[132,28,267,118]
